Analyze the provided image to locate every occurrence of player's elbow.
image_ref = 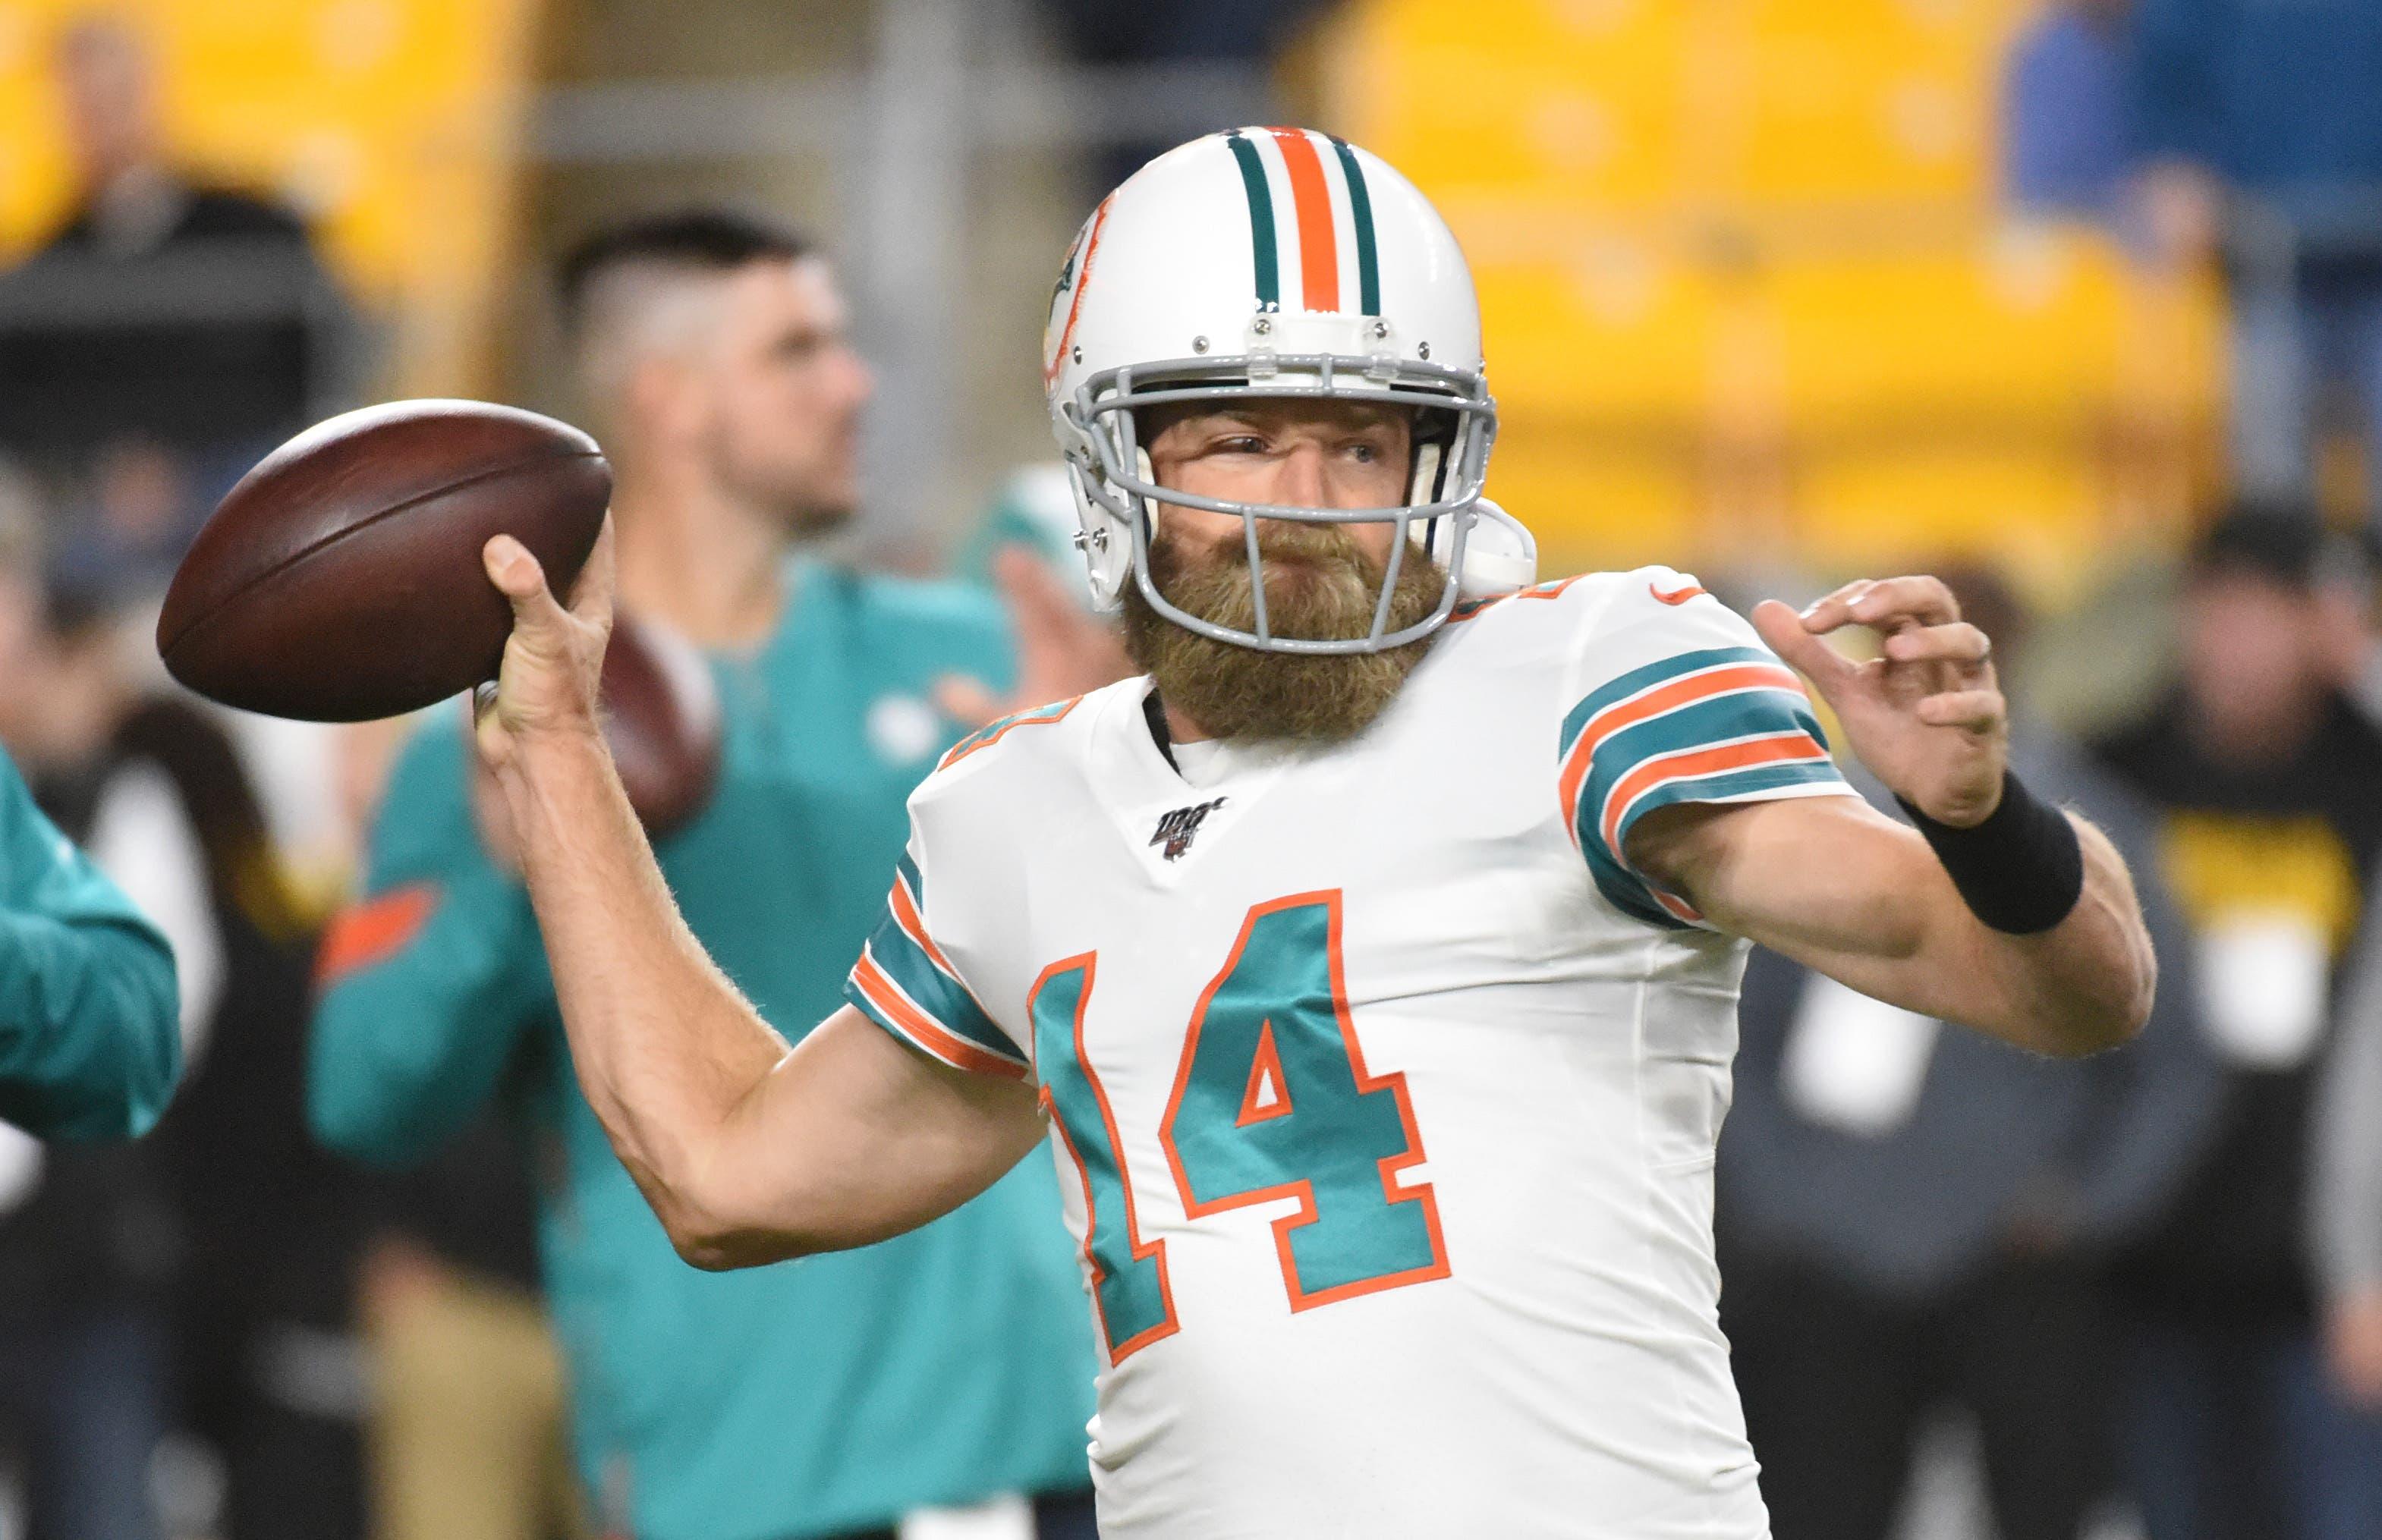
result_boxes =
[649,1163,829,1272]
[664,1215,800,1271]
[658,1202,825,1272]
[2037,936,2157,1058]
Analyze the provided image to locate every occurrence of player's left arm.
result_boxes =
[1628,577,2156,1058]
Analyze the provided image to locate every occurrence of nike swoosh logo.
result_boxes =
[1650,583,1705,606]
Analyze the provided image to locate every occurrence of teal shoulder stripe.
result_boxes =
[896,850,923,903]
[1603,760,1847,858]
[940,696,1075,768]
[1560,646,1776,753]
[1225,130,1281,310]
[1326,135,1381,316]
[943,709,1025,763]
[861,912,1012,1059]
[1575,694,1830,829]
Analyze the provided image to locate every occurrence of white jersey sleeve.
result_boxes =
[1549,567,1856,932]
[840,698,1085,1081]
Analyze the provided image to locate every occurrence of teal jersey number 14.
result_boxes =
[1032,890,1450,1362]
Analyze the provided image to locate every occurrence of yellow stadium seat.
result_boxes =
[1318,0,2222,582]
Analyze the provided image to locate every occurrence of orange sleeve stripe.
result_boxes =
[1598,732,1831,858]
[1557,663,1807,829]
[1268,126,1340,312]
[851,951,1027,1080]
[315,882,439,987]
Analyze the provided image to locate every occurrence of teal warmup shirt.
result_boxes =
[0,745,179,1141]
[309,561,1097,1540]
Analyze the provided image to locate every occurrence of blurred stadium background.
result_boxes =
[0,2,2377,1539]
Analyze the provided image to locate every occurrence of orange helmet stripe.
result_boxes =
[1267,127,1341,313]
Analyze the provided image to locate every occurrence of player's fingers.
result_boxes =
[1845,575,1959,631]
[1790,580,1877,635]
[1915,689,2005,733]
[933,674,1004,730]
[483,535,572,637]
[1881,621,1991,668]
[993,545,1086,646]
[1752,599,1860,690]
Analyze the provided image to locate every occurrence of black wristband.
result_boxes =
[1896,770,2085,935]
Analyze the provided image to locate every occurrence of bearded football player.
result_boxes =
[468,130,2155,1538]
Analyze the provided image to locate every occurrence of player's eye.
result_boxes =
[1213,434,1267,454]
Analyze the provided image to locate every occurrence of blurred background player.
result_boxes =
[2087,509,2382,1539]
[0,490,181,1540]
[1718,561,2219,1540]
[307,209,1109,1540]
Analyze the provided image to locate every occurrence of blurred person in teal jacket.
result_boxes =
[0,734,178,1135]
[309,211,1106,1540]
[0,537,179,1537]
[0,683,178,1139]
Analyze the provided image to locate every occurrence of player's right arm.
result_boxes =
[470,523,1046,1270]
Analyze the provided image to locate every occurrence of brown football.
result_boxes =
[158,399,610,722]
[599,611,722,838]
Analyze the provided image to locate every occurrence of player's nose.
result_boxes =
[1271,442,1329,510]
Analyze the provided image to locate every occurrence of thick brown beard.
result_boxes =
[1122,519,1447,744]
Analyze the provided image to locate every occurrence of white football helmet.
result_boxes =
[1043,127,1534,655]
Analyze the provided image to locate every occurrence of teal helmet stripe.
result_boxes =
[1326,134,1382,316]
[1224,130,1282,310]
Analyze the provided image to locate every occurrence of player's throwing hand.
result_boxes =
[475,516,618,774]
[1751,576,2006,828]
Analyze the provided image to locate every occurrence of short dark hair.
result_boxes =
[555,208,812,335]
[2188,501,2329,590]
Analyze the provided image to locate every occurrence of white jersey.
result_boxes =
[844,569,1855,1538]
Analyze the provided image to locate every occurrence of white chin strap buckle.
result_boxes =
[1455,499,1537,600]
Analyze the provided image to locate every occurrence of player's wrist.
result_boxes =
[1896,770,2084,935]
[1898,768,2003,829]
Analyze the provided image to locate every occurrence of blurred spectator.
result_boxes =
[2002,0,2138,219]
[0,524,367,1540]
[2090,508,2382,1539]
[0,16,343,508]
[2130,0,2382,530]
[1718,564,2218,1540]
[0,497,179,1540]
[46,438,203,608]
[310,210,1105,1540]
